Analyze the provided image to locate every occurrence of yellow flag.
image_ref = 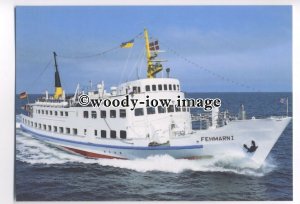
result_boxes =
[121,39,134,48]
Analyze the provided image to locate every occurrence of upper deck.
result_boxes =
[117,78,180,95]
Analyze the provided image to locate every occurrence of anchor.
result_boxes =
[243,140,258,153]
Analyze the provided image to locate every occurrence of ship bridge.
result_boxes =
[116,78,181,96]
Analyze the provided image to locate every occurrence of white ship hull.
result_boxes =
[20,116,291,168]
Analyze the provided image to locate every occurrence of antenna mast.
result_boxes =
[144,29,163,78]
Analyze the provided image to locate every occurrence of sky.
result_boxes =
[15,6,292,93]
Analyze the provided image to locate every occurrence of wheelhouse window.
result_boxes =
[42,110,44,114]
[38,124,41,129]
[173,84,176,90]
[48,125,51,131]
[54,126,57,132]
[91,111,97,119]
[46,110,48,115]
[38,110,40,114]
[73,128,77,135]
[134,108,144,116]
[66,128,70,134]
[110,110,116,118]
[177,84,180,91]
[147,107,156,115]
[145,85,150,91]
[55,111,58,116]
[101,110,106,118]
[60,111,63,116]
[65,111,68,116]
[133,86,140,93]
[50,111,53,115]
[158,84,162,90]
[35,123,37,128]
[169,84,172,90]
[110,130,117,139]
[43,124,46,130]
[158,106,166,113]
[84,129,87,135]
[94,130,97,136]
[168,105,174,113]
[59,127,63,133]
[83,111,89,118]
[152,85,156,91]
[101,130,106,138]
[164,84,168,90]
[120,109,126,118]
[120,130,127,139]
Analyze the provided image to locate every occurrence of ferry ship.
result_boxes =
[20,29,291,168]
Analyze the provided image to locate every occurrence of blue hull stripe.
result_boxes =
[20,125,203,150]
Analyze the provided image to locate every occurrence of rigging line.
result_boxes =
[127,45,145,81]
[135,46,146,79]
[138,50,146,79]
[161,42,260,92]
[132,31,143,40]
[56,32,143,60]
[57,46,120,59]
[119,45,134,85]
[29,58,52,87]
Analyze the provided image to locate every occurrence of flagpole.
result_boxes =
[26,93,30,104]
[286,97,288,117]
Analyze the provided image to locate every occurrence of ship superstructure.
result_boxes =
[20,29,291,167]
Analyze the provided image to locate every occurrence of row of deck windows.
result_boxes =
[83,109,126,119]
[145,84,179,92]
[22,118,127,139]
[82,106,188,118]
[94,129,127,139]
[134,105,189,116]
[23,118,78,135]
[36,109,68,117]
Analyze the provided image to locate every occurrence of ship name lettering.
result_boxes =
[200,135,234,142]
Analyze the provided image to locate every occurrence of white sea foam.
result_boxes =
[16,127,275,176]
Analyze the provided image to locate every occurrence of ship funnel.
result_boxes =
[53,52,63,99]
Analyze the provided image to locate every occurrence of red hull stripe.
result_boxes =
[62,146,126,159]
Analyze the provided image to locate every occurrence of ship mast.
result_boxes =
[144,29,163,78]
[53,52,63,99]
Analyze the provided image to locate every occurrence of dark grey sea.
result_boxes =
[15,92,292,201]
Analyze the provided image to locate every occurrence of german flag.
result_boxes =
[120,39,134,48]
[19,92,28,99]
